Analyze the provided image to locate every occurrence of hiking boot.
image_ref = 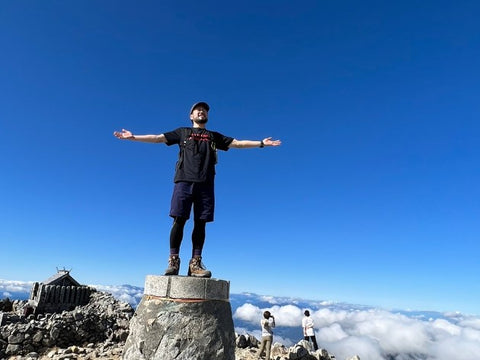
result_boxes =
[188,256,212,278]
[164,255,180,276]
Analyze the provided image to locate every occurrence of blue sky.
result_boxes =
[1,1,479,315]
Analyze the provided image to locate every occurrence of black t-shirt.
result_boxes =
[164,127,234,183]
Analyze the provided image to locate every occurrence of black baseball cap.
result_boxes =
[190,101,210,114]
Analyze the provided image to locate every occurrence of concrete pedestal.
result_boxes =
[123,276,235,360]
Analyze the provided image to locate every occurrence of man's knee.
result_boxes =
[173,217,187,226]
[193,219,206,227]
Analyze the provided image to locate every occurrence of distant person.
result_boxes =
[114,102,281,278]
[257,310,275,360]
[302,310,318,351]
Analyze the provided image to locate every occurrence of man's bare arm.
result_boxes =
[113,129,166,143]
[229,137,281,149]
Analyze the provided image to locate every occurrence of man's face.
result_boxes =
[190,106,209,124]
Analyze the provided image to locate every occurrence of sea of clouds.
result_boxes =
[2,280,479,360]
[232,294,480,360]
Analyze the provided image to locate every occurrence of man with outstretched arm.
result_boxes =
[113,102,281,278]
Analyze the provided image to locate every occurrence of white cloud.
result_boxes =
[325,335,384,360]
[458,316,480,331]
[432,318,461,336]
[269,304,303,326]
[233,301,480,360]
[89,284,143,308]
[234,303,302,327]
[317,323,349,342]
[316,308,347,324]
[259,295,278,304]
[0,279,34,294]
[429,336,480,360]
[234,303,262,323]
[349,310,429,354]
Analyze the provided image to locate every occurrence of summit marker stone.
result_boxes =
[122,275,235,360]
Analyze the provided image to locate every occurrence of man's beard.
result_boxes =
[193,118,208,124]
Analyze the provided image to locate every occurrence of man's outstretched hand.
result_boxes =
[114,129,134,140]
[263,137,282,146]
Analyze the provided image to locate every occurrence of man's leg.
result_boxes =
[192,219,206,258]
[170,217,187,254]
[165,182,193,275]
[164,217,186,275]
[311,335,319,351]
[188,219,211,277]
[188,183,213,278]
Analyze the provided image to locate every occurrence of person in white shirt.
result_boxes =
[302,310,318,351]
[257,310,275,359]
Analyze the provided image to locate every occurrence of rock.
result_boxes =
[237,334,248,348]
[271,342,289,358]
[123,297,235,360]
[232,334,340,360]
[0,290,133,359]
[0,298,13,312]
[298,339,313,352]
[26,352,40,359]
[247,333,259,347]
[47,349,59,357]
[32,330,44,343]
[6,343,22,355]
[49,326,61,340]
[8,331,25,344]
[123,275,235,360]
[288,343,309,359]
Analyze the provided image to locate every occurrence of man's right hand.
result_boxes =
[114,129,134,139]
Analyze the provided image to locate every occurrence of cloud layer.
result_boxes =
[0,279,34,299]
[234,301,480,360]
[2,280,479,360]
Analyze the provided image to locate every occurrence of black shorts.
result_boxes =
[169,181,215,222]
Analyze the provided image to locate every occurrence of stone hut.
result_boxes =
[29,269,93,314]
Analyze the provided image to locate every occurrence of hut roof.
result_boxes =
[42,270,81,287]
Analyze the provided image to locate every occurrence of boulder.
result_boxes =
[288,343,309,359]
[237,334,249,348]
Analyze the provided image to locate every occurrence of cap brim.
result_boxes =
[190,102,210,114]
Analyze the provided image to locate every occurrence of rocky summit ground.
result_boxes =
[3,342,123,360]
[3,343,338,360]
[4,347,276,360]
[1,292,344,360]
